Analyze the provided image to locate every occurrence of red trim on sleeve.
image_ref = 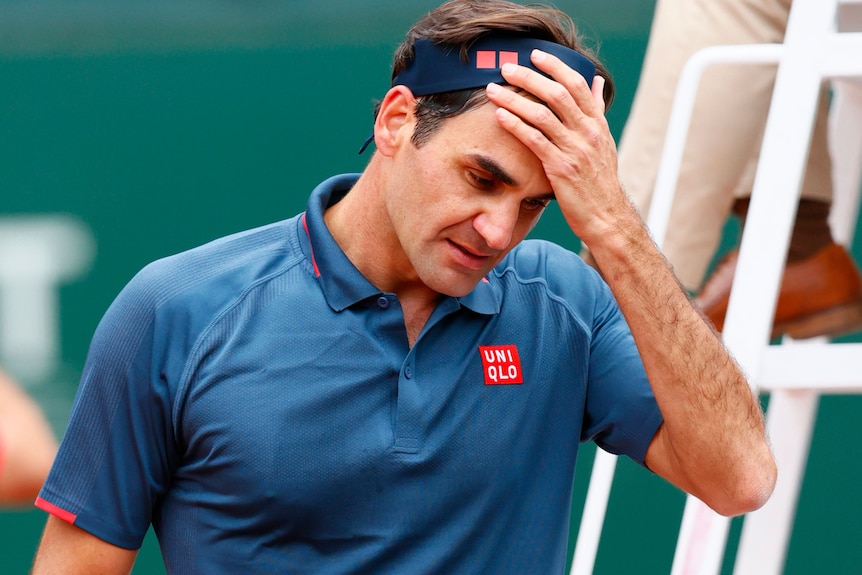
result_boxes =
[301,213,321,277]
[35,497,78,524]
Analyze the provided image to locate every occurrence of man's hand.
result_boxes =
[485,49,627,245]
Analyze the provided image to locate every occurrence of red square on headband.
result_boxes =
[499,51,519,67]
[476,50,497,69]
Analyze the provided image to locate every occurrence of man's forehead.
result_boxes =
[420,98,552,192]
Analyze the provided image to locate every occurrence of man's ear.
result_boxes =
[373,85,416,157]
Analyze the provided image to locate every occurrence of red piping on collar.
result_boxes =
[301,213,321,277]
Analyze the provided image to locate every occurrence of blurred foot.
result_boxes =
[694,242,862,339]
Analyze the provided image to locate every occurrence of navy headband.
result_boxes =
[393,36,596,96]
[359,36,596,153]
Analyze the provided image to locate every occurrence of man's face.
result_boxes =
[383,98,554,298]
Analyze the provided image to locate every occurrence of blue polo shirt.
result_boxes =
[38,174,662,574]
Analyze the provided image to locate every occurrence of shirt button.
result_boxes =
[404,366,412,379]
[376,296,390,309]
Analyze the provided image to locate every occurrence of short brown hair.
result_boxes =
[378,0,614,147]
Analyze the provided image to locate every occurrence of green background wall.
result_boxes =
[1,1,859,573]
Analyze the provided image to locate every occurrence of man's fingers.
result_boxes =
[485,81,569,144]
[529,49,600,118]
[591,75,607,115]
[497,61,583,128]
[493,105,558,160]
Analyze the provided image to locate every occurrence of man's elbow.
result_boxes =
[710,456,778,517]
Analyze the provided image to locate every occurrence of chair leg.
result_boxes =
[827,81,862,246]
[734,387,820,575]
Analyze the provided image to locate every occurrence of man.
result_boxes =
[32,1,776,573]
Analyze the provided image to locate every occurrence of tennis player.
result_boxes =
[32,1,776,573]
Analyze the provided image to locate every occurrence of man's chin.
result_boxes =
[422,270,488,298]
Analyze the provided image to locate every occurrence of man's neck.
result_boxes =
[323,167,442,345]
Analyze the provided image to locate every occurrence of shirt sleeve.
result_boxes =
[36,266,181,550]
[580,284,664,467]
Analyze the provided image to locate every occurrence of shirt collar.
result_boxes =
[301,173,501,315]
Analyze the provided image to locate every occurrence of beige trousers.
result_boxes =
[619,0,833,290]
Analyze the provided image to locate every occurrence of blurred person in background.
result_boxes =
[585,0,862,338]
[0,369,57,506]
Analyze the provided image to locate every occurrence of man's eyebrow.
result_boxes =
[469,154,517,187]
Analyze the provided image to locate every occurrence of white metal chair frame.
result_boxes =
[570,0,862,573]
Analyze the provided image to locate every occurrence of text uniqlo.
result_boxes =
[479,345,523,385]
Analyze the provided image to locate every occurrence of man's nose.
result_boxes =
[473,201,518,251]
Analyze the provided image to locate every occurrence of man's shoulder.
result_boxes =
[491,239,614,318]
[497,239,601,287]
[116,215,310,318]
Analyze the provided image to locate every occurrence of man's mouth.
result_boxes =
[447,239,493,270]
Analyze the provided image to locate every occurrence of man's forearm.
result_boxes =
[587,203,776,515]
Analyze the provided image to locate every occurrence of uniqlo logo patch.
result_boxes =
[479,345,523,385]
